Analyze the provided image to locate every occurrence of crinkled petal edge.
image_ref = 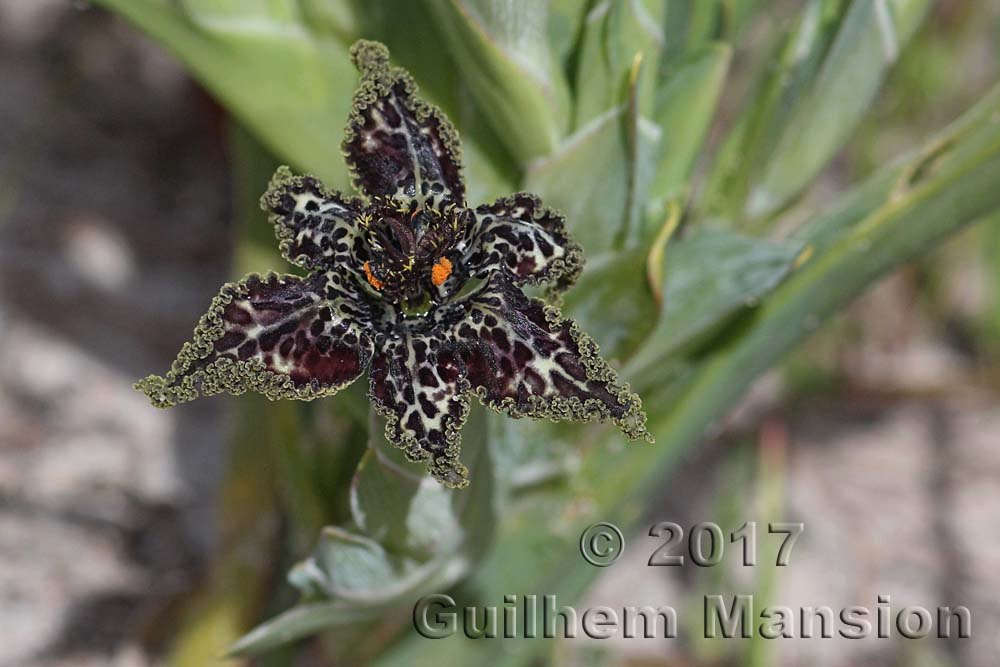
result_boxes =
[134,272,366,408]
[260,165,364,270]
[474,304,653,442]
[342,40,465,201]
[368,375,474,489]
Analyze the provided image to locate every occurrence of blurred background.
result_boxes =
[1,1,998,666]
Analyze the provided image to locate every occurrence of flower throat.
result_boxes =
[360,197,467,308]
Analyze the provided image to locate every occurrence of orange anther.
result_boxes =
[363,261,383,290]
[431,257,453,287]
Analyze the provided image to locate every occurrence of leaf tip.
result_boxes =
[793,244,814,270]
[646,201,682,304]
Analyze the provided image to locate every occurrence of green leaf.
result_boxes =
[795,84,1000,250]
[717,0,770,39]
[489,417,580,491]
[572,0,665,128]
[625,227,805,383]
[448,405,500,562]
[96,0,519,202]
[424,0,572,164]
[661,0,721,68]
[547,0,588,68]
[660,0,758,69]
[95,0,357,189]
[524,105,661,254]
[301,0,357,40]
[288,527,410,599]
[348,403,498,563]
[701,0,847,220]
[349,450,461,560]
[227,598,399,657]
[647,43,731,218]
[654,229,804,353]
[745,0,931,219]
[374,81,1000,667]
[230,406,496,655]
[345,402,464,559]
[562,248,658,363]
[177,0,302,26]
[232,538,466,657]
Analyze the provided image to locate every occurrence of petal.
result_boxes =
[136,272,373,407]
[261,166,365,273]
[453,276,650,440]
[368,333,471,488]
[465,193,583,293]
[343,41,465,206]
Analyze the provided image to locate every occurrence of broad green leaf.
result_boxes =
[231,406,496,655]
[424,0,572,164]
[348,405,495,562]
[232,526,467,656]
[563,248,658,362]
[447,405,499,562]
[228,599,403,657]
[489,417,580,491]
[232,540,467,657]
[375,81,1000,667]
[745,0,931,219]
[289,527,410,599]
[95,0,357,189]
[547,0,588,67]
[525,106,662,254]
[660,0,757,70]
[303,0,359,40]
[701,0,847,220]
[97,0,517,201]
[661,0,719,69]
[796,84,1000,250]
[717,0,770,38]
[625,227,805,384]
[647,43,731,219]
[350,450,461,560]
[573,0,665,127]
[178,0,302,27]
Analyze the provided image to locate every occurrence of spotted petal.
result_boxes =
[368,333,471,488]
[261,166,365,273]
[453,276,650,440]
[465,193,583,293]
[343,41,465,206]
[136,272,374,407]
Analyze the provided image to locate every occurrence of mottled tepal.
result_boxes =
[136,40,651,487]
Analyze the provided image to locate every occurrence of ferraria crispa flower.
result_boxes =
[137,40,650,487]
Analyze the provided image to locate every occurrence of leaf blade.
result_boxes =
[373,82,1000,667]
[425,0,572,164]
[745,0,931,219]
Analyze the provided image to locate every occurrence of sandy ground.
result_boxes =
[1,4,231,665]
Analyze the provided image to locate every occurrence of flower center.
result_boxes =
[430,257,453,286]
[360,199,466,305]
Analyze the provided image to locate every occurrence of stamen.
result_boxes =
[431,257,453,286]
[363,261,384,290]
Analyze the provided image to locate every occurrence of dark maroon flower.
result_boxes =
[136,41,650,487]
